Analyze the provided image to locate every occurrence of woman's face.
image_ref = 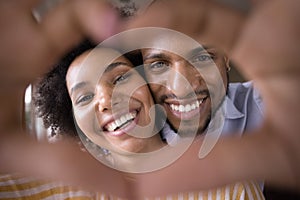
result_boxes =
[66,48,158,154]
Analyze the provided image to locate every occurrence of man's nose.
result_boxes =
[167,61,200,98]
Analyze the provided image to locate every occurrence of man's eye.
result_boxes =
[191,54,214,63]
[148,61,169,73]
[76,93,94,105]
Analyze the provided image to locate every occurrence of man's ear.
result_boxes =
[224,56,231,72]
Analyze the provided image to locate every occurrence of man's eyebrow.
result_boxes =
[143,52,170,62]
[70,81,87,96]
[187,46,210,58]
[104,61,132,73]
[143,46,212,61]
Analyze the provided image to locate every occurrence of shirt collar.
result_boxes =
[224,96,244,119]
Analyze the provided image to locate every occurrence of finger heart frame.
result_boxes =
[72,27,227,173]
[31,0,64,23]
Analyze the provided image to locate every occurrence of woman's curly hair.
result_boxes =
[34,40,95,137]
[33,40,144,137]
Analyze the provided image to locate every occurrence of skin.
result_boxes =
[66,48,164,167]
[0,1,133,198]
[129,0,300,197]
[127,0,245,54]
[1,0,300,199]
[142,47,229,135]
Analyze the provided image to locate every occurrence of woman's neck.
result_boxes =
[109,134,166,172]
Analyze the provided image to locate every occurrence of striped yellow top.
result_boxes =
[0,174,264,200]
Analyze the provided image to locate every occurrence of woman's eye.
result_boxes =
[113,72,132,85]
[76,93,94,105]
[147,61,169,73]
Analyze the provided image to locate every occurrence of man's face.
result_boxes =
[142,47,229,135]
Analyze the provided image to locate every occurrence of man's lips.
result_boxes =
[165,96,208,120]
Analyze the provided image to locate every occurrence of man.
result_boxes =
[127,0,300,197]
[131,29,263,157]
[142,46,263,140]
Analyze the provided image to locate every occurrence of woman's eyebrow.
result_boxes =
[70,62,131,95]
[70,82,87,96]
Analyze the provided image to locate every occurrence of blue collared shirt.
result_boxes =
[222,81,264,136]
[161,81,265,189]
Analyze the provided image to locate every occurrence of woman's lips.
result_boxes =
[105,111,136,132]
[102,110,139,137]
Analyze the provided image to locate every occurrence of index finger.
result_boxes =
[37,0,121,57]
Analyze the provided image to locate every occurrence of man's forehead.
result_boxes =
[146,36,200,55]
[142,46,211,58]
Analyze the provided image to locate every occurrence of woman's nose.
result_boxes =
[95,84,123,113]
[95,82,113,112]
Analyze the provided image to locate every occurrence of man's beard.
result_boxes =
[175,95,226,137]
[175,113,211,137]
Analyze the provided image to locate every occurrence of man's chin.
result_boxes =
[176,126,205,137]
[173,122,202,136]
[172,115,211,137]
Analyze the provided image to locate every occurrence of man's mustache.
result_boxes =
[159,89,210,102]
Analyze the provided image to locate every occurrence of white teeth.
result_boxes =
[106,112,136,132]
[120,116,126,124]
[179,105,184,112]
[116,119,122,127]
[170,99,204,113]
[185,104,191,112]
[107,122,117,132]
[170,104,174,110]
[191,104,196,110]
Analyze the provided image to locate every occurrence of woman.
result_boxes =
[1,40,166,200]
[66,45,166,171]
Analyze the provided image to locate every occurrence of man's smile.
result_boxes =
[164,96,209,120]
